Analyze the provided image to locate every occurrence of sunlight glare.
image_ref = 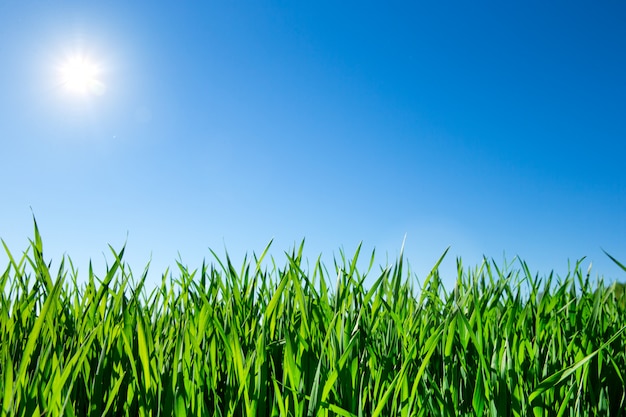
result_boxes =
[59,56,106,96]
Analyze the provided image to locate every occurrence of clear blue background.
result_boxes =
[1,1,625,287]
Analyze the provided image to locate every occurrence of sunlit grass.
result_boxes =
[1,220,625,416]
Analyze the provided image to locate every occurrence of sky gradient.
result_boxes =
[1,1,625,288]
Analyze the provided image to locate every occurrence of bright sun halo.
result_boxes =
[60,56,105,95]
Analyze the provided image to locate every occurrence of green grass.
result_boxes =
[1,221,626,416]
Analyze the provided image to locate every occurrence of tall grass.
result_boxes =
[1,222,625,416]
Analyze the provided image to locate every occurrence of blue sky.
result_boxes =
[1,1,625,288]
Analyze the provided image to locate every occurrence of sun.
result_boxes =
[59,56,106,95]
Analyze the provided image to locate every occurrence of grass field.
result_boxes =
[1,221,625,416]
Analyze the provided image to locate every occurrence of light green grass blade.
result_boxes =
[603,249,626,273]
[529,324,626,403]
[2,354,13,415]
[15,273,62,386]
